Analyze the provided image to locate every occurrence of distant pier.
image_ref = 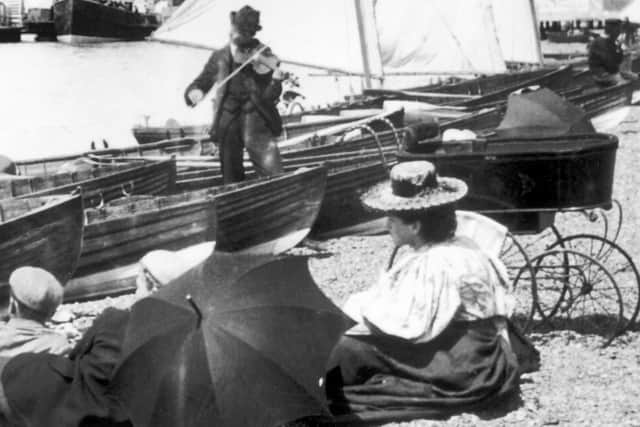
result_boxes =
[0,0,21,42]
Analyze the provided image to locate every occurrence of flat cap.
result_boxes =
[9,267,64,317]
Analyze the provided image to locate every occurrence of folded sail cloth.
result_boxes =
[343,236,514,343]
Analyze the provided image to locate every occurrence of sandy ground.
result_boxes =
[55,108,640,426]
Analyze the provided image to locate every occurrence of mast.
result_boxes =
[529,0,544,66]
[354,0,373,88]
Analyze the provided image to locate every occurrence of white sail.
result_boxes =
[154,0,379,76]
[153,0,542,100]
[491,0,543,65]
[373,0,508,88]
[153,0,385,103]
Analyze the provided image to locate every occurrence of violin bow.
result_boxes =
[215,44,269,91]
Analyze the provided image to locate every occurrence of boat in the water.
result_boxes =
[0,194,84,307]
[75,166,326,276]
[0,159,176,208]
[52,0,159,43]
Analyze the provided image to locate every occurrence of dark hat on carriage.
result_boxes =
[604,18,622,33]
[230,5,262,34]
[361,161,467,213]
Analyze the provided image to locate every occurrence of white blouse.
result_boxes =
[343,236,514,343]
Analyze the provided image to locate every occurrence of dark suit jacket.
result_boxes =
[588,36,623,75]
[184,41,283,140]
[0,308,131,427]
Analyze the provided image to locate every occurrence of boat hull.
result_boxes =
[0,195,84,308]
[1,160,176,208]
[76,167,326,276]
[132,109,405,145]
[53,0,158,42]
[214,167,326,251]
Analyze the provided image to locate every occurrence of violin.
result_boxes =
[232,44,281,75]
[212,44,295,93]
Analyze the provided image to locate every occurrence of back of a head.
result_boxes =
[9,266,64,322]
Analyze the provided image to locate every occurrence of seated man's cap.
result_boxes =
[9,267,64,317]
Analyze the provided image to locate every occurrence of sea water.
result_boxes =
[0,38,214,161]
[0,37,368,161]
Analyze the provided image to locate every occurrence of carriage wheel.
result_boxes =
[545,234,640,336]
[499,232,536,333]
[530,249,624,347]
[551,200,623,247]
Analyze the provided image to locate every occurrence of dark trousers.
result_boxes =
[217,108,283,184]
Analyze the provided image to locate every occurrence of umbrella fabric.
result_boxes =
[495,88,596,137]
[108,252,353,427]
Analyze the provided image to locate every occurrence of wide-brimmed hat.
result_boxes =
[9,267,63,317]
[361,161,467,213]
[230,5,262,34]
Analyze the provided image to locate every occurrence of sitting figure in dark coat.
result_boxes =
[184,5,284,183]
[0,266,72,358]
[0,249,204,427]
[588,18,637,86]
[325,161,539,422]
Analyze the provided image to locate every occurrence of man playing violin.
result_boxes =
[184,5,284,183]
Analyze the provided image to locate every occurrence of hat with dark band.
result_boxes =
[230,5,262,34]
[361,161,467,213]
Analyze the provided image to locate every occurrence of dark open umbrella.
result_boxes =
[495,87,595,137]
[107,252,353,427]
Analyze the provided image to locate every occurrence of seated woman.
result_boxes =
[325,161,538,422]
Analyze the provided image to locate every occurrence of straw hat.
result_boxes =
[361,161,467,213]
[9,267,64,317]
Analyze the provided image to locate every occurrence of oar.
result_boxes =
[364,88,482,99]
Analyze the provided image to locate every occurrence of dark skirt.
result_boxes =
[325,317,538,423]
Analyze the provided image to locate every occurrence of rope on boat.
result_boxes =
[374,117,402,149]
[121,181,134,198]
[357,124,388,170]
[387,246,399,270]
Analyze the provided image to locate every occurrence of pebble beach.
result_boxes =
[52,107,640,426]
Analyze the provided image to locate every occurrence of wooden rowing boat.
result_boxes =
[364,66,574,107]
[0,194,84,307]
[15,138,209,176]
[0,159,177,208]
[75,167,326,276]
[87,128,400,192]
[132,108,405,145]
[312,154,394,234]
